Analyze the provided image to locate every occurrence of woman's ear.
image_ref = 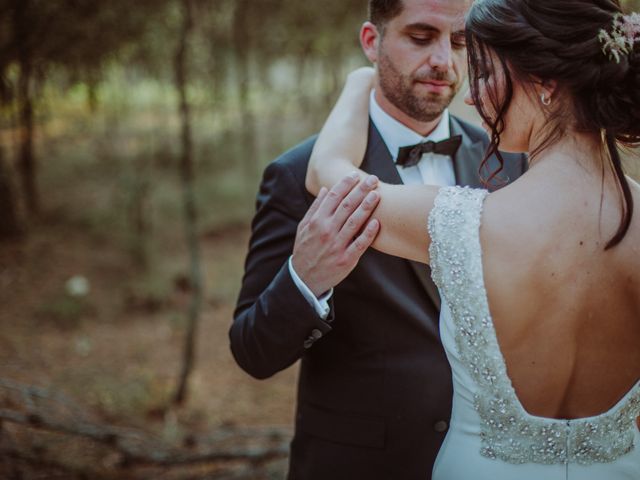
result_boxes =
[536,79,558,103]
[360,22,380,64]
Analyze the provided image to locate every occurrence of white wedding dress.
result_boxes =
[428,186,640,479]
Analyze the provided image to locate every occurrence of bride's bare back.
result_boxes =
[481,166,640,419]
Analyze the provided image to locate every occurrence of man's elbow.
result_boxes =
[230,349,277,380]
[228,326,278,380]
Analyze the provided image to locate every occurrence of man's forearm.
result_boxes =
[231,262,333,379]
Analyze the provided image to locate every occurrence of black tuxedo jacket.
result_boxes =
[230,116,527,480]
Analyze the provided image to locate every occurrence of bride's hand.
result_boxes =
[345,66,376,98]
[306,67,375,195]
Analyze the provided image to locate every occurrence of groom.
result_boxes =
[231,0,527,478]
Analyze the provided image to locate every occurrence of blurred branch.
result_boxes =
[0,378,89,417]
[0,407,288,466]
[0,408,152,452]
[0,447,113,480]
[0,378,289,474]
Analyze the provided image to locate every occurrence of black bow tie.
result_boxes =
[396,135,462,168]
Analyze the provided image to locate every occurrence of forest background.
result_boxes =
[1,1,639,478]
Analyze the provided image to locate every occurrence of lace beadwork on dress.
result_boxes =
[427,185,640,466]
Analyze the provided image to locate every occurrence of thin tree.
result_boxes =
[13,0,38,216]
[173,0,204,406]
[0,54,21,237]
[2,0,172,221]
[232,0,258,189]
[0,143,21,238]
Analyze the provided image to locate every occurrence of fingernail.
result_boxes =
[367,191,379,203]
[349,171,360,180]
[366,175,379,187]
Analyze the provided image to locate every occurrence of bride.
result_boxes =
[305,0,640,478]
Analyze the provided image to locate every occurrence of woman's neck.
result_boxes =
[526,130,605,178]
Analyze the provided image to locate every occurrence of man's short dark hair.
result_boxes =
[368,0,404,28]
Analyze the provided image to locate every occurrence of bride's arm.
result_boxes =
[306,68,440,264]
[306,68,375,191]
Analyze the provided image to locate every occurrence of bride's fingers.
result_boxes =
[337,190,380,248]
[332,175,379,230]
[345,218,380,259]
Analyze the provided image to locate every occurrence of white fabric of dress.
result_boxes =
[428,186,640,480]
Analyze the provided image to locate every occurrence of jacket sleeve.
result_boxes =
[230,158,334,380]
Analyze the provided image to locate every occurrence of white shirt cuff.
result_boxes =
[288,256,333,320]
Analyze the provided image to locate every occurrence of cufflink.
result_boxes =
[434,420,448,433]
[303,329,323,349]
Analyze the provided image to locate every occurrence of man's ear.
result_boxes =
[360,22,380,64]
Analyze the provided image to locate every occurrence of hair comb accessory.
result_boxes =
[598,12,640,63]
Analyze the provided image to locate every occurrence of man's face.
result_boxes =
[373,0,470,123]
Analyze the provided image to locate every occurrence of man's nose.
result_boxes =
[429,37,453,71]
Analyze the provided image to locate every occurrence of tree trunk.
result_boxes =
[17,55,38,218]
[15,0,38,217]
[128,156,151,271]
[173,0,204,406]
[209,44,228,111]
[0,143,21,239]
[233,0,257,189]
[86,77,99,114]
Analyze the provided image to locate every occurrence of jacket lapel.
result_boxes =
[361,120,442,311]
[450,116,485,188]
[360,122,403,185]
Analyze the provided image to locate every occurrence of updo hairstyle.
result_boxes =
[466,0,640,249]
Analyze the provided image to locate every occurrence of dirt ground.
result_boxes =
[0,218,298,478]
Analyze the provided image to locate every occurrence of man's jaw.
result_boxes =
[374,87,446,137]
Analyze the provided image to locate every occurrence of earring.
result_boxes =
[541,93,551,106]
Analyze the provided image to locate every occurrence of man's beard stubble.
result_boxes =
[377,49,459,123]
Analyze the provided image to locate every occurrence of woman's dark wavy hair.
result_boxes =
[465,0,640,249]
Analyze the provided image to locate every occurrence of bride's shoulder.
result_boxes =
[481,181,548,250]
[483,181,531,222]
[431,184,529,241]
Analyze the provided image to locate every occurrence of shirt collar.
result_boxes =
[369,90,451,162]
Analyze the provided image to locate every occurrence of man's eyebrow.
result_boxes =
[403,22,440,33]
[404,23,466,35]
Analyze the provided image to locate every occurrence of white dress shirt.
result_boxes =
[288,257,332,320]
[369,90,456,187]
[289,90,457,318]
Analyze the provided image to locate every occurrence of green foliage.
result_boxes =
[0,0,174,81]
[2,0,637,239]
